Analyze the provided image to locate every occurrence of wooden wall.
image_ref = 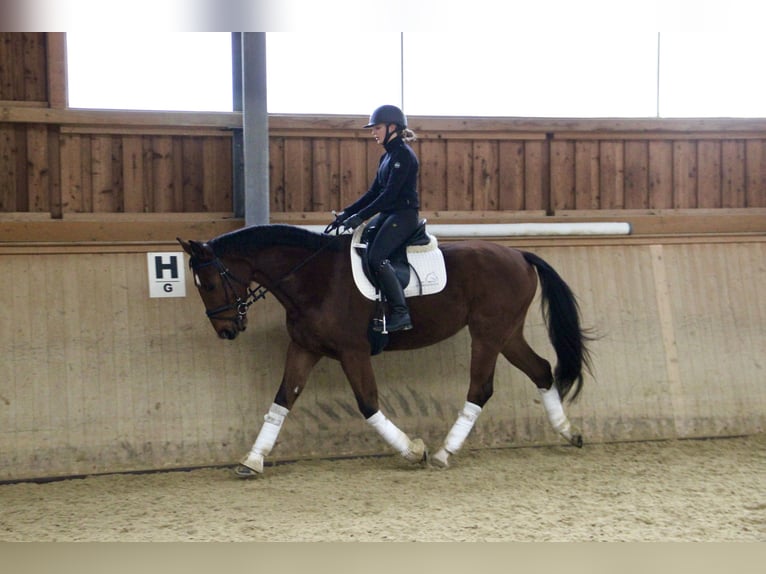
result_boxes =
[268,116,766,215]
[58,129,233,213]
[0,111,237,216]
[2,33,766,225]
[1,236,763,481]
[0,33,49,102]
[4,108,766,220]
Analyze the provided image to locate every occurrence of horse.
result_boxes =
[178,223,592,477]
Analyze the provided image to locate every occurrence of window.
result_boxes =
[66,27,766,117]
[67,32,233,112]
[265,33,401,115]
[659,32,766,117]
[401,32,659,117]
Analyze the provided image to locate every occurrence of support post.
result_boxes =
[241,32,269,226]
[231,32,244,218]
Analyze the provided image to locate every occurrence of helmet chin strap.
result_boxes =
[382,124,397,146]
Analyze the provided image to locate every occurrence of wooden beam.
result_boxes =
[0,213,244,243]
[269,114,766,136]
[0,209,763,246]
[4,107,766,140]
[47,126,62,218]
[0,106,242,129]
[60,126,234,137]
[45,33,68,108]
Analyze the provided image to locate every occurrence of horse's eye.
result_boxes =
[193,273,215,292]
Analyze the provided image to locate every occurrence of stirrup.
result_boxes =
[383,313,413,333]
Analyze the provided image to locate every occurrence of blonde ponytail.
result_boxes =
[401,128,417,142]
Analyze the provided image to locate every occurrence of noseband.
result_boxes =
[191,257,267,328]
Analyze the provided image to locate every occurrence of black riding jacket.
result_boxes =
[342,136,419,221]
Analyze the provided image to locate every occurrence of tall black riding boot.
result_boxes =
[375,260,413,332]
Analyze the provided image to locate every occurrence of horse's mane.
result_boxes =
[209,224,345,256]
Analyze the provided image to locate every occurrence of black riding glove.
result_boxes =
[342,214,363,230]
[323,212,346,234]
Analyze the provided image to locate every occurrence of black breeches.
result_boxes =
[367,210,419,271]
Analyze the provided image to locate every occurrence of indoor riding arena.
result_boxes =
[0,33,764,543]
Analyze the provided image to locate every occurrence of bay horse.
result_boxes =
[178,224,592,477]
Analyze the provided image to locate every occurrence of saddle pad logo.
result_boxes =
[422,272,440,286]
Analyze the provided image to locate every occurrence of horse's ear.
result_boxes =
[177,238,213,260]
[177,237,193,255]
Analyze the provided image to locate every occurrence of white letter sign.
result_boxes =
[147,252,186,298]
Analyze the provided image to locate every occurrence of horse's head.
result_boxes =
[178,238,253,340]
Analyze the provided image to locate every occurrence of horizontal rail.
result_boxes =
[301,222,632,237]
[4,107,766,138]
[0,105,242,129]
[0,209,763,244]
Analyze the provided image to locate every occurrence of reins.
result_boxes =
[192,230,348,324]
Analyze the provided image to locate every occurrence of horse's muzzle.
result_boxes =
[218,328,239,340]
[216,316,247,340]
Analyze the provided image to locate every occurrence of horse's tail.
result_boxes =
[522,251,593,402]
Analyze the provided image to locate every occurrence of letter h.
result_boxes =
[154,255,179,280]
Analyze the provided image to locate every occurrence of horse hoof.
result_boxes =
[233,464,262,479]
[430,448,450,469]
[405,438,428,464]
[560,426,584,448]
[568,434,584,448]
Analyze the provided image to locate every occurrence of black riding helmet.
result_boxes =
[364,105,407,145]
[364,104,407,129]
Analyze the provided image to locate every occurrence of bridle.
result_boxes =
[190,230,347,328]
[191,257,267,329]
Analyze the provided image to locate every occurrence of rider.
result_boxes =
[327,104,420,332]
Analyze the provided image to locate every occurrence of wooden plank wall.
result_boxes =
[549,135,766,211]
[268,117,766,216]
[1,125,234,214]
[0,236,764,481]
[58,129,233,213]
[2,32,766,221]
[0,33,48,102]
[7,113,766,218]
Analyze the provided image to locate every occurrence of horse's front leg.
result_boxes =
[235,341,321,478]
[340,351,427,465]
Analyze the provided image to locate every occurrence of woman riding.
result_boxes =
[327,104,420,332]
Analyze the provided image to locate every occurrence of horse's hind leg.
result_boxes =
[502,335,583,447]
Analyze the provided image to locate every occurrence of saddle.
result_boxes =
[350,219,447,301]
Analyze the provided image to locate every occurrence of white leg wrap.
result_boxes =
[432,401,482,468]
[240,403,289,473]
[443,401,483,454]
[366,410,422,462]
[539,384,572,438]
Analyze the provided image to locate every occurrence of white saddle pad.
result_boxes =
[350,222,447,301]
